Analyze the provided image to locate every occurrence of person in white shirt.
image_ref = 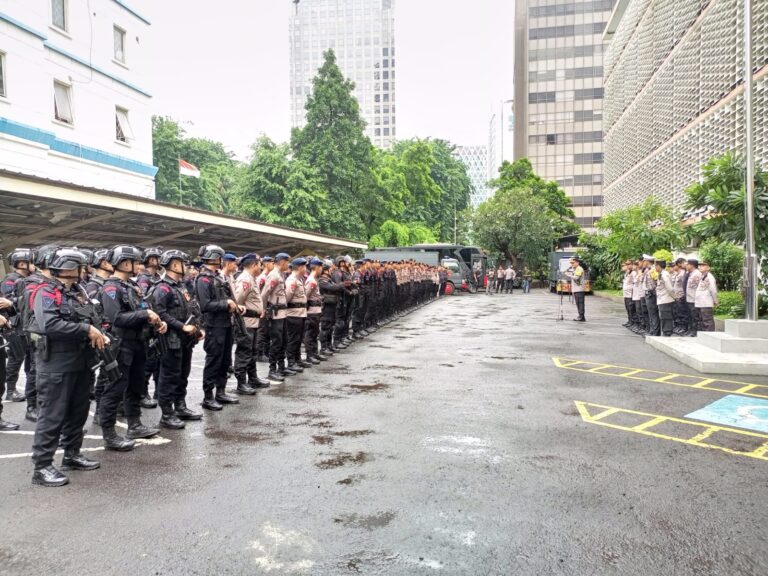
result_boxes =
[621,261,635,327]
[504,266,516,294]
[684,259,702,337]
[654,260,675,337]
[495,266,504,293]
[695,260,719,332]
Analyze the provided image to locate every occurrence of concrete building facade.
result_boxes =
[603,0,768,213]
[455,145,490,208]
[513,0,615,228]
[0,0,156,198]
[289,0,396,148]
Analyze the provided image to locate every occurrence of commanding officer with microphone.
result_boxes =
[564,256,586,322]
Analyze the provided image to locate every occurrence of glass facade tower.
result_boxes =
[289,0,396,148]
[513,0,615,228]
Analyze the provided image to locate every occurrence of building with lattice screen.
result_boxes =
[603,0,768,213]
[455,146,491,208]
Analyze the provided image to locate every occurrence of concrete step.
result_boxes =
[697,331,768,354]
[725,319,768,339]
[646,335,768,376]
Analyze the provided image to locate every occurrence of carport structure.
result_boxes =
[0,171,367,269]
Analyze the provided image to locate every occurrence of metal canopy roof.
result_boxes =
[0,171,367,257]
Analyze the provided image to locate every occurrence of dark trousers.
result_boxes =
[573,291,586,320]
[256,315,271,358]
[320,305,336,349]
[0,347,6,418]
[333,301,347,341]
[687,302,699,335]
[99,340,146,428]
[158,345,193,407]
[658,302,674,336]
[33,370,90,468]
[234,327,258,383]
[645,294,659,336]
[202,326,233,392]
[698,307,715,332]
[285,316,305,365]
[143,349,160,398]
[304,314,321,357]
[6,336,33,396]
[639,298,649,330]
[353,294,368,333]
[674,297,688,329]
[623,297,634,323]
[268,317,286,369]
[505,279,513,293]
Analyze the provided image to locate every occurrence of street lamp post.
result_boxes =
[743,0,758,321]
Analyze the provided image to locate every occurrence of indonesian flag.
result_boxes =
[178,159,201,178]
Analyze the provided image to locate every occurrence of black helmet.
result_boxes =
[76,248,94,266]
[8,248,34,268]
[160,249,189,267]
[334,256,346,266]
[109,245,143,267]
[91,248,112,268]
[322,258,334,270]
[48,248,87,274]
[34,244,60,269]
[198,244,225,261]
[143,247,163,264]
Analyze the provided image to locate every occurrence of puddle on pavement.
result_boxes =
[312,435,334,445]
[289,410,328,420]
[440,363,455,367]
[393,375,411,381]
[333,511,397,530]
[348,383,389,393]
[365,364,416,371]
[337,474,365,486]
[332,430,374,437]
[315,364,351,374]
[316,451,372,469]
[204,428,282,443]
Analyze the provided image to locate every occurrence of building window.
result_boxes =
[114,26,126,63]
[53,81,73,124]
[51,0,67,31]
[115,107,133,143]
[0,52,5,98]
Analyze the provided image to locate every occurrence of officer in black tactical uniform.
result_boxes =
[84,248,113,422]
[136,247,162,409]
[99,246,165,450]
[195,244,241,410]
[153,250,204,428]
[1,248,35,403]
[31,248,105,487]
[0,285,20,430]
[319,259,343,355]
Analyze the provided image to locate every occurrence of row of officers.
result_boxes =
[0,244,441,487]
[620,255,719,337]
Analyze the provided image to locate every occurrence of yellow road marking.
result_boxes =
[575,401,768,461]
[554,358,768,400]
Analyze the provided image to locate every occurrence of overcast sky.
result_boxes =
[145,0,515,158]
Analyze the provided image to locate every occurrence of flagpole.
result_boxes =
[178,157,183,205]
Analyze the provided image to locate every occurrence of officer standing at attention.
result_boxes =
[303,257,326,364]
[621,261,635,327]
[654,260,675,337]
[233,253,269,393]
[0,291,19,430]
[262,253,291,382]
[100,246,166,450]
[255,256,274,363]
[221,253,239,286]
[684,259,702,337]
[564,257,586,322]
[153,250,204,429]
[672,258,688,335]
[31,248,106,487]
[695,260,719,333]
[1,249,35,403]
[136,247,162,409]
[83,249,113,425]
[285,257,310,374]
[319,259,342,356]
[195,245,242,410]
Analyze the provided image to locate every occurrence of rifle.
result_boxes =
[71,285,122,386]
[0,324,25,357]
[232,307,247,338]
[142,288,169,355]
[184,315,204,348]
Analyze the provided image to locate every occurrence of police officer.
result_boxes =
[83,249,113,424]
[285,257,310,373]
[100,246,165,450]
[255,256,274,363]
[319,259,344,355]
[1,248,35,403]
[303,257,326,363]
[233,253,269,393]
[262,253,291,381]
[153,250,205,428]
[0,291,19,430]
[564,257,586,322]
[684,259,702,337]
[655,260,675,337]
[31,248,105,487]
[195,245,242,410]
[137,247,163,409]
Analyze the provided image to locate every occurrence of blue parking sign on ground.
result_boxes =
[687,395,768,434]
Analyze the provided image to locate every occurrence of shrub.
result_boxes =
[715,291,743,316]
[698,238,744,291]
[652,249,673,263]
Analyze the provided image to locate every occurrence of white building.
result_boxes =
[289,0,396,149]
[0,0,156,199]
[455,145,490,208]
[487,99,514,182]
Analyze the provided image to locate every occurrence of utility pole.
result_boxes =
[743,0,758,321]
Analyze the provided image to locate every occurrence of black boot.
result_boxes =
[287,362,304,373]
[159,404,185,429]
[268,365,285,382]
[201,390,223,411]
[281,363,297,376]
[126,417,159,440]
[25,405,39,422]
[140,394,157,409]
[235,377,257,396]
[32,465,69,487]
[102,426,135,451]
[298,359,313,368]
[175,399,202,420]
[215,388,239,404]
[61,451,100,471]
[306,356,321,365]
[0,414,20,431]
[6,389,24,402]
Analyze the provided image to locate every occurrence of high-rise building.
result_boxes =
[513,0,615,228]
[488,99,515,182]
[455,145,490,208]
[603,0,768,213]
[0,0,156,198]
[289,0,396,148]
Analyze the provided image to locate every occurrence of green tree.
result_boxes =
[367,220,437,249]
[292,49,374,239]
[698,238,744,291]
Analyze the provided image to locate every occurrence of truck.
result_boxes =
[548,251,591,294]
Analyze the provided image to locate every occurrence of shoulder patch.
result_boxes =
[241,281,251,291]
[104,285,118,299]
[202,277,211,284]
[270,279,278,287]
[158,285,171,294]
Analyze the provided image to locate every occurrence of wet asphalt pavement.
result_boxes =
[1,290,767,575]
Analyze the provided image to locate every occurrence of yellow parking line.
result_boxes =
[555,358,768,400]
[575,401,768,462]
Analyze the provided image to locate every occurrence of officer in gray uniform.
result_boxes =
[643,255,660,336]
[655,260,675,337]
[261,253,290,381]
